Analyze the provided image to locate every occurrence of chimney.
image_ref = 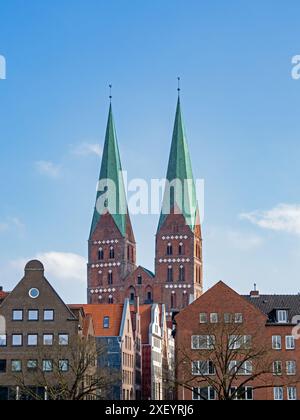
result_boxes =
[250,283,259,298]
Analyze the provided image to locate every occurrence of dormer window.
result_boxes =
[277,310,288,324]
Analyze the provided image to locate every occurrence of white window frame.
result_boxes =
[274,387,284,401]
[192,360,216,376]
[210,313,218,324]
[199,313,208,324]
[272,335,282,350]
[234,313,243,324]
[287,387,297,401]
[193,386,217,401]
[286,335,295,350]
[273,361,283,376]
[286,361,296,376]
[277,310,288,324]
[191,335,215,350]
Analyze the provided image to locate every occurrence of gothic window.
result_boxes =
[179,243,184,256]
[179,265,185,282]
[127,245,130,261]
[109,246,115,259]
[108,295,113,304]
[167,266,173,283]
[129,287,136,304]
[167,243,173,256]
[171,292,176,309]
[147,291,152,302]
[98,248,104,261]
[108,270,113,285]
[183,291,189,307]
[137,275,142,285]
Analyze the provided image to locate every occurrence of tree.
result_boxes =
[175,319,300,400]
[12,336,120,400]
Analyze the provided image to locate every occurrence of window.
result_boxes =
[0,360,7,373]
[98,248,104,261]
[59,334,69,346]
[12,334,22,347]
[44,310,54,321]
[210,313,218,324]
[108,271,113,285]
[28,310,39,321]
[234,313,243,324]
[179,265,185,282]
[199,313,208,324]
[109,246,115,259]
[286,336,295,350]
[286,361,296,376]
[224,313,232,324]
[272,336,282,350]
[12,310,23,321]
[171,292,177,309]
[167,266,173,282]
[59,360,69,372]
[167,243,173,256]
[287,387,297,401]
[273,361,282,376]
[229,335,251,350]
[27,360,38,372]
[108,295,113,304]
[192,361,216,376]
[179,243,184,255]
[147,291,152,303]
[191,335,215,350]
[43,334,54,346]
[233,361,253,376]
[277,310,288,323]
[27,334,38,346]
[230,387,253,400]
[103,316,110,329]
[193,387,216,401]
[43,360,53,372]
[29,288,40,299]
[274,387,284,401]
[0,335,7,347]
[137,275,142,285]
[11,360,22,373]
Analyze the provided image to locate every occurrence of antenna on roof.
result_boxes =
[254,283,257,292]
[109,84,112,103]
[177,76,181,97]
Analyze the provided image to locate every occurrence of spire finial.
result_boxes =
[109,84,112,102]
[254,283,257,292]
[177,77,181,96]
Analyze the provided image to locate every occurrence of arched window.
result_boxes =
[171,292,176,309]
[167,243,173,256]
[108,270,113,285]
[108,295,113,304]
[183,291,189,307]
[179,243,184,256]
[179,265,185,282]
[137,275,142,285]
[145,286,153,304]
[98,248,104,261]
[109,246,115,259]
[129,287,135,304]
[167,266,173,283]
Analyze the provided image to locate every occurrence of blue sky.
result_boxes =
[1,0,300,303]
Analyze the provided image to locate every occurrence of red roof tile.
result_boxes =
[78,304,124,337]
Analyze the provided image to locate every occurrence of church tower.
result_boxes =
[88,102,136,304]
[154,95,203,317]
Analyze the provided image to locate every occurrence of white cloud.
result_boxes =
[240,204,300,235]
[0,217,25,234]
[35,160,61,178]
[71,142,102,157]
[10,252,86,285]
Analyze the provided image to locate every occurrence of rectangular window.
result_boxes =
[43,360,53,372]
[12,334,22,347]
[0,335,7,347]
[286,336,295,350]
[272,336,282,350]
[231,387,254,400]
[192,361,216,376]
[43,334,54,346]
[0,360,7,373]
[103,316,110,329]
[287,387,297,401]
[224,313,232,324]
[191,335,215,350]
[199,313,208,324]
[210,313,218,324]
[43,310,54,321]
[28,310,39,321]
[277,310,288,323]
[12,310,23,321]
[229,335,251,350]
[193,387,216,401]
[11,360,22,373]
[59,334,69,346]
[286,361,296,376]
[273,361,282,376]
[274,387,284,401]
[59,360,69,372]
[238,361,253,376]
[234,313,243,324]
[27,360,38,372]
[27,334,38,346]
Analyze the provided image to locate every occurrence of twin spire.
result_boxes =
[90,87,199,239]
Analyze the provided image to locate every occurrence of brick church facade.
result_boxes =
[87,96,203,317]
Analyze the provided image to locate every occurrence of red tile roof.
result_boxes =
[75,304,125,337]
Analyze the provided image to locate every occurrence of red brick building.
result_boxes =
[175,281,300,400]
[87,95,203,318]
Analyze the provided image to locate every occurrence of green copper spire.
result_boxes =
[158,97,198,231]
[90,104,128,238]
